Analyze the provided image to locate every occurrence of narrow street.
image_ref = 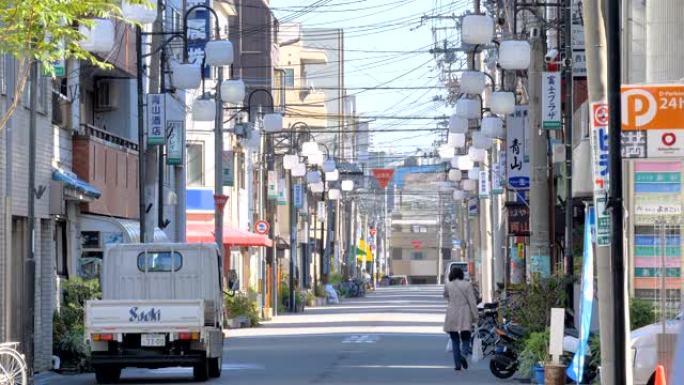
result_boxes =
[38,286,506,385]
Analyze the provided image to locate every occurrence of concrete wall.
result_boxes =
[0,55,56,371]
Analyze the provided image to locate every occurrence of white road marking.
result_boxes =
[342,335,381,344]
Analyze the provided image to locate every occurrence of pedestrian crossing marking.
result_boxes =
[342,335,380,344]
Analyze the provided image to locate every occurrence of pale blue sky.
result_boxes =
[271,0,471,155]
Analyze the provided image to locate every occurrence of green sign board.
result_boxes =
[594,197,611,246]
[634,267,681,278]
[634,245,681,258]
[635,172,681,184]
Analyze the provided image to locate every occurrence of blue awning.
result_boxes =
[52,168,101,199]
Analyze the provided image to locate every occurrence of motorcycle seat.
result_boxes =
[506,324,526,338]
[483,302,499,309]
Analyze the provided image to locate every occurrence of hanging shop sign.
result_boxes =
[186,0,211,78]
[542,72,562,129]
[506,106,531,190]
[317,201,326,222]
[478,170,490,198]
[491,157,505,194]
[222,151,234,187]
[506,202,530,236]
[589,102,611,247]
[277,178,288,206]
[571,0,587,77]
[147,93,166,145]
[267,170,278,199]
[166,120,184,165]
[294,184,304,209]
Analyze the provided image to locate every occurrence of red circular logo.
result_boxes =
[662,132,677,147]
[592,104,609,127]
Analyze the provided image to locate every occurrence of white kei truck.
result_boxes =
[85,243,225,383]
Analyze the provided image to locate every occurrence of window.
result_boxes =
[55,221,68,277]
[21,66,48,114]
[186,142,204,185]
[392,248,403,260]
[137,252,183,272]
[283,68,294,88]
[81,231,100,248]
[412,251,424,260]
[442,248,452,260]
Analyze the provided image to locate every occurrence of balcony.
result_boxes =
[72,124,139,219]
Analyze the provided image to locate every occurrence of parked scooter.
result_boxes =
[488,320,527,379]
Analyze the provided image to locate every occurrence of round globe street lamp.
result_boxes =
[131,2,235,244]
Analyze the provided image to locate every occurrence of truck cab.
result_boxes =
[85,243,224,383]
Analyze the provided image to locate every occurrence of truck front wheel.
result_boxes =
[94,366,121,384]
[193,356,209,382]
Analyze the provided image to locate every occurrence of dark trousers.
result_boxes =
[449,331,472,369]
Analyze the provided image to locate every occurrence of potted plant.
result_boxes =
[295,291,306,312]
[518,330,550,384]
[224,292,260,328]
[305,290,316,307]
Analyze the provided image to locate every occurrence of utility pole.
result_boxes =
[563,0,575,309]
[528,18,551,279]
[581,1,623,383]
[25,60,38,373]
[606,0,629,383]
[437,196,444,284]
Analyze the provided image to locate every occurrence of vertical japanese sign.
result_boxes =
[166,120,184,165]
[277,178,288,206]
[222,151,234,187]
[147,93,166,145]
[478,170,490,198]
[186,0,211,78]
[492,157,505,194]
[506,106,531,190]
[590,102,611,246]
[317,201,326,222]
[542,72,562,129]
[294,184,304,209]
[267,171,278,199]
[572,0,587,77]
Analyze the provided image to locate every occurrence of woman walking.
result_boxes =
[443,267,478,371]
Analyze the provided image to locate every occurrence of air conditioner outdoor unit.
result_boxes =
[95,80,118,111]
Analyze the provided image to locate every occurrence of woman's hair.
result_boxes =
[449,267,464,281]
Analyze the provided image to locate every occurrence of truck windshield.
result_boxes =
[137,251,183,272]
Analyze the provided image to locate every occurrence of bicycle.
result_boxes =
[0,342,28,385]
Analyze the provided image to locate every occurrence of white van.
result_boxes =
[85,243,225,383]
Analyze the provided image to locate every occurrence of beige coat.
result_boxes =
[443,279,479,332]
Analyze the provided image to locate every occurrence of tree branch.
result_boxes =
[0,57,31,133]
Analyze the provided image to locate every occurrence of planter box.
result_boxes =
[544,363,566,385]
[226,315,250,329]
[315,297,326,307]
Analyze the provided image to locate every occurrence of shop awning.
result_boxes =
[186,221,272,248]
[52,168,101,200]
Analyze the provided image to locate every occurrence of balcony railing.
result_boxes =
[79,124,138,152]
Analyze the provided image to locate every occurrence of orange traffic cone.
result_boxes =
[655,365,667,385]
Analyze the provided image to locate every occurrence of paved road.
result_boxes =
[39,285,508,385]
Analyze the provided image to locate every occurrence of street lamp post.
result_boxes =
[133,3,232,248]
